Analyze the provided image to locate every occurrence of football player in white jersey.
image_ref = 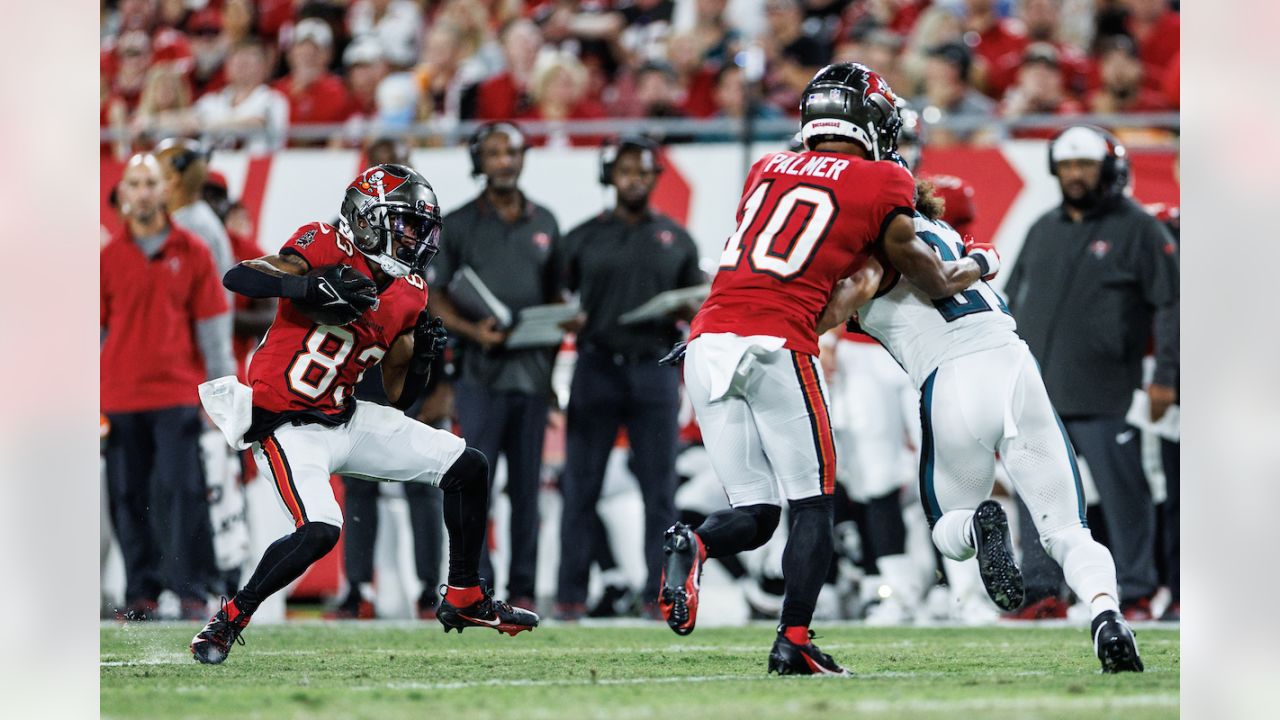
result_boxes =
[842,178,1144,673]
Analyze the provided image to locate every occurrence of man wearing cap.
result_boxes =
[274,18,352,142]
[342,38,389,121]
[1003,125,1178,621]
[554,137,703,620]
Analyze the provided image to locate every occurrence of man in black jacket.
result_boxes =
[1003,126,1178,620]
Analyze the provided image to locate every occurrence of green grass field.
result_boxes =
[101,621,1179,719]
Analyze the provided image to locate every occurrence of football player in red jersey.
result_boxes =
[190,164,538,665]
[658,63,998,675]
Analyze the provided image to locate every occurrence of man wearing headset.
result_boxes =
[1003,125,1179,621]
[554,137,704,620]
[426,122,563,612]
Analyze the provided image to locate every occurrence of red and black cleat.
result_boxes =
[191,597,250,665]
[767,629,851,676]
[658,522,706,636]
[437,585,539,636]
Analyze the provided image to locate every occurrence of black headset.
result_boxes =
[599,135,664,186]
[468,122,526,177]
[154,137,212,174]
[1047,125,1130,199]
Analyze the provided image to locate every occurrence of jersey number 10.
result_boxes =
[718,180,837,280]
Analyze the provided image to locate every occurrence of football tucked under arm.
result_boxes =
[817,257,884,335]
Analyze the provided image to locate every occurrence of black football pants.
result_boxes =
[104,405,218,604]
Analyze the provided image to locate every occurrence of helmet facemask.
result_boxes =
[351,202,440,278]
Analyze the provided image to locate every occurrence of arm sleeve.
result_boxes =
[1153,301,1179,389]
[196,314,237,379]
[1140,218,1180,387]
[873,164,917,240]
[875,163,916,222]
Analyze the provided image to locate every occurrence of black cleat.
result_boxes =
[767,629,851,676]
[190,597,250,665]
[658,523,706,636]
[1093,610,1145,673]
[972,500,1025,611]
[437,585,539,636]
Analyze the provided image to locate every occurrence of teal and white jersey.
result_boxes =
[858,212,1019,388]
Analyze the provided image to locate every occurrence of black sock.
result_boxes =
[233,522,341,617]
[684,509,748,578]
[866,489,907,559]
[694,503,780,558]
[440,448,489,588]
[779,495,834,628]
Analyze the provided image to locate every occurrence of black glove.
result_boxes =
[306,265,378,314]
[657,340,688,367]
[411,312,447,372]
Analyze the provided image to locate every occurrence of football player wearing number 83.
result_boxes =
[191,164,538,665]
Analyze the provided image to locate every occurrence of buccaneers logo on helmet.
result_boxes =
[350,167,409,198]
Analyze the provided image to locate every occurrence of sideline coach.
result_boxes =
[556,137,705,615]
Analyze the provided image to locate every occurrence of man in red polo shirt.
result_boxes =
[101,153,236,621]
[273,18,351,144]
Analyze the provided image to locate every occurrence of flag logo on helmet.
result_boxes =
[351,167,408,198]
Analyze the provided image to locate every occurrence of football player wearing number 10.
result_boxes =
[190,164,538,665]
[660,63,993,675]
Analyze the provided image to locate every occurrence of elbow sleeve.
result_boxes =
[223,264,310,300]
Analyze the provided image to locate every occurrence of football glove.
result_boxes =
[412,312,448,372]
[306,265,378,314]
[963,238,1000,281]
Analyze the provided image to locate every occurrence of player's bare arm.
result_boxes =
[816,256,884,334]
[385,311,447,411]
[381,331,415,407]
[882,214,983,299]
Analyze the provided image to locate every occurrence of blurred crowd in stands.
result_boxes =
[102,0,1180,153]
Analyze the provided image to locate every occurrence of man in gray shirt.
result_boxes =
[1004,126,1178,620]
[156,138,236,305]
[427,123,562,610]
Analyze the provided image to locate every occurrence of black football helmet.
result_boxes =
[799,63,902,160]
[338,164,442,278]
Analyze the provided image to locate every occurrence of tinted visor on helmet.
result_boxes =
[384,207,441,272]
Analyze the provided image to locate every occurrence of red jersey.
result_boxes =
[101,224,228,413]
[247,222,428,418]
[690,151,915,356]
